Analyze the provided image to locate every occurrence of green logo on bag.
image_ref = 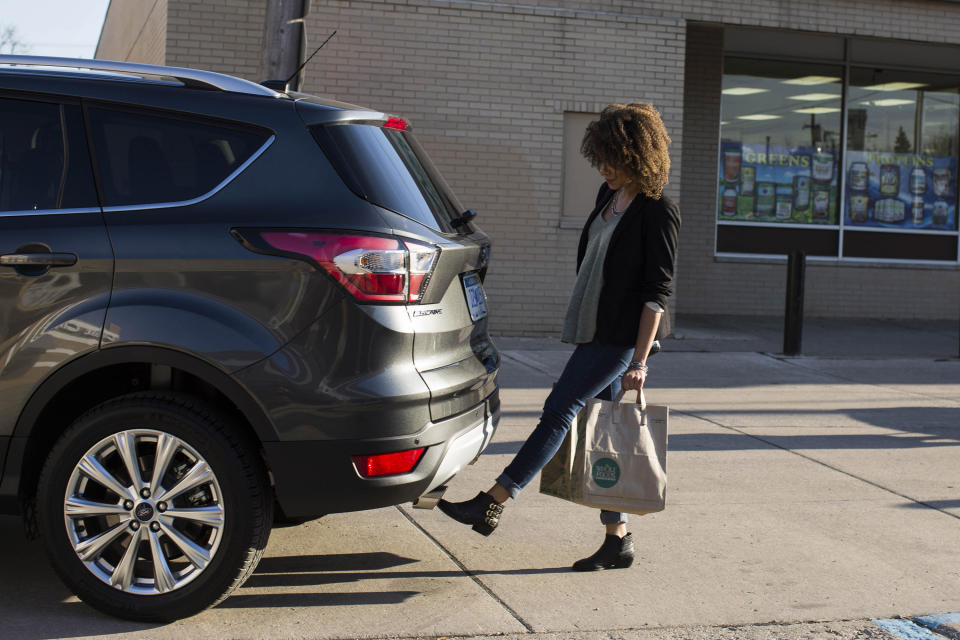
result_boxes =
[592,457,620,488]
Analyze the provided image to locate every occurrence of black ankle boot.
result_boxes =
[572,533,635,571]
[437,491,504,536]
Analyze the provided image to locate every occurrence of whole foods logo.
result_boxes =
[591,458,620,489]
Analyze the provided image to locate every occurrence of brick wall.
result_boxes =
[303,0,687,336]
[405,0,960,45]
[165,0,265,80]
[97,0,960,330]
[95,0,168,64]
[94,0,264,80]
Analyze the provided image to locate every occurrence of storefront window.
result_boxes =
[719,59,843,227]
[718,57,960,262]
[845,69,959,231]
[717,59,844,256]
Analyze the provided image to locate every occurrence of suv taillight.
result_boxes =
[260,232,439,303]
[352,448,425,477]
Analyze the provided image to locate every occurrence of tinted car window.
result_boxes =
[87,106,270,207]
[311,123,464,232]
[0,98,65,212]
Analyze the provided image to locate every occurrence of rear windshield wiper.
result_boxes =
[450,208,477,229]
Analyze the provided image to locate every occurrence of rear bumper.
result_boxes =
[264,391,500,518]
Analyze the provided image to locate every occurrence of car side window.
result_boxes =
[0,97,65,212]
[86,106,271,207]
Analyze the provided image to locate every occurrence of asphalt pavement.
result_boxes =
[2,314,959,640]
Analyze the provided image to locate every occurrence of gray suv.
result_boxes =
[0,55,499,621]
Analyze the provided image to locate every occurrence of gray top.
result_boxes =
[561,204,623,344]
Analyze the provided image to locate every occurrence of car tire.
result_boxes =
[36,392,272,622]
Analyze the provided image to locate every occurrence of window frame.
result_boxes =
[0,91,99,217]
[82,101,275,212]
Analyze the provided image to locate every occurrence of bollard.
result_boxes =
[783,250,805,356]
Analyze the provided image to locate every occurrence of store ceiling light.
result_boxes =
[722,87,768,95]
[861,98,916,107]
[782,75,841,85]
[861,81,927,92]
[787,92,842,101]
[793,107,842,114]
[737,114,782,120]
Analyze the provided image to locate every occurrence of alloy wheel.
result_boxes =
[62,429,225,595]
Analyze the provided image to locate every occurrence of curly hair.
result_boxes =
[580,102,672,199]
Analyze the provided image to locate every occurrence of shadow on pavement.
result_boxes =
[900,499,960,510]
[487,404,960,455]
[672,405,960,434]
[254,551,418,573]
[218,591,420,608]
[668,429,960,451]
[0,516,163,639]
[5,605,161,640]
[226,552,571,608]
[245,565,571,589]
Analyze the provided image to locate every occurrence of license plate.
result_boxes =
[463,273,487,322]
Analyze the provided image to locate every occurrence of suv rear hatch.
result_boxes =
[299,102,499,423]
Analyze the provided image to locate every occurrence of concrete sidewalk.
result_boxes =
[1,316,959,639]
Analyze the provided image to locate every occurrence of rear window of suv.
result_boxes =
[87,106,271,208]
[311,122,464,233]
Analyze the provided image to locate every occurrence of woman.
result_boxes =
[438,102,680,571]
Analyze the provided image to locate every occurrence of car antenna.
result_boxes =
[282,29,337,92]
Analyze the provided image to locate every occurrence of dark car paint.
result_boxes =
[264,392,499,517]
[0,212,114,440]
[0,69,499,520]
[0,437,7,484]
[0,344,280,511]
[233,298,433,442]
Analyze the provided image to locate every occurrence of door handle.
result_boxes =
[0,253,77,267]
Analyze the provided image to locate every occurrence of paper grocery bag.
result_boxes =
[540,389,668,515]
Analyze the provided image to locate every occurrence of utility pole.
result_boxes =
[261,0,308,90]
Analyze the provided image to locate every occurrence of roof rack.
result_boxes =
[0,55,281,98]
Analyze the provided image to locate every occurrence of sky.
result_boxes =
[0,0,110,58]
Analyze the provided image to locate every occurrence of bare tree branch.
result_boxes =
[0,25,30,54]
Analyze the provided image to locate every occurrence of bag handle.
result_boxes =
[614,389,647,423]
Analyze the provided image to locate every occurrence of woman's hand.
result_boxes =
[621,367,646,392]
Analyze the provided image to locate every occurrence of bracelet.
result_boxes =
[627,361,648,373]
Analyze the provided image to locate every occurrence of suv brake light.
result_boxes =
[382,116,408,131]
[259,232,438,303]
[352,448,425,477]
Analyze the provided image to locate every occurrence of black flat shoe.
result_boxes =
[572,533,635,571]
[437,491,504,536]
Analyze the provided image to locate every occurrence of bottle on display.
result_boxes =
[740,166,756,196]
[813,188,830,221]
[849,194,869,222]
[933,199,949,225]
[849,162,868,191]
[910,167,926,196]
[812,152,834,183]
[722,187,738,216]
[879,165,899,196]
[723,148,741,183]
[756,182,775,218]
[911,197,925,225]
[775,184,793,220]
[793,175,810,211]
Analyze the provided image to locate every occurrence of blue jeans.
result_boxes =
[496,338,633,525]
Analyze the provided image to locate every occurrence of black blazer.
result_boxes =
[576,184,681,346]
